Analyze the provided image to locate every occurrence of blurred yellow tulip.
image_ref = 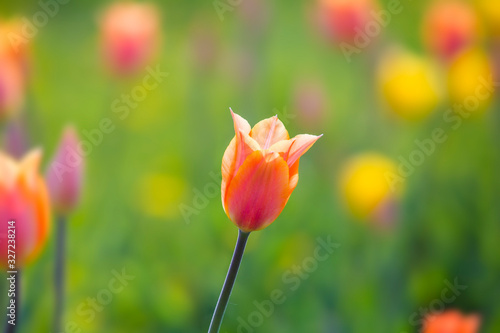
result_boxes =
[378,49,442,121]
[339,153,401,221]
[447,48,495,116]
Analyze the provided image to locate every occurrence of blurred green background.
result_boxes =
[1,0,500,332]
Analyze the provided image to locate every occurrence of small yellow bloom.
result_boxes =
[339,153,400,220]
[378,49,442,121]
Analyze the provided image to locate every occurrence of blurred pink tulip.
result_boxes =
[46,127,84,215]
[316,0,378,45]
[99,2,160,76]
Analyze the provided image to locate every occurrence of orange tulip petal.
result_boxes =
[250,116,289,149]
[221,131,260,212]
[286,134,322,167]
[225,150,290,232]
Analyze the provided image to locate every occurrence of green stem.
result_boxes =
[208,230,250,333]
[54,215,66,332]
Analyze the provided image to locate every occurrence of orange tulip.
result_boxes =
[0,150,51,268]
[221,110,321,232]
[99,2,160,76]
[423,310,480,333]
[0,19,27,120]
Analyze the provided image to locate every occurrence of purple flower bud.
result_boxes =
[46,126,84,215]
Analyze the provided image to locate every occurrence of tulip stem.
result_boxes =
[54,215,66,333]
[208,230,250,333]
[4,270,20,333]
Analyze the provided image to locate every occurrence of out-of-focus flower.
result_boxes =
[316,0,378,45]
[293,80,328,129]
[447,48,494,115]
[422,1,480,61]
[0,55,24,121]
[0,19,30,121]
[46,126,84,215]
[423,310,480,333]
[221,110,321,232]
[99,2,160,76]
[339,153,401,221]
[0,19,30,74]
[475,0,500,37]
[377,48,442,121]
[0,150,50,267]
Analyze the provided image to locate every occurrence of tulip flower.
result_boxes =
[0,149,50,268]
[221,110,322,232]
[209,110,321,333]
[447,48,494,116]
[45,126,84,333]
[423,310,480,333]
[377,48,442,120]
[422,1,480,61]
[99,2,160,76]
[316,0,378,45]
[0,55,25,121]
[339,153,401,222]
[46,126,84,215]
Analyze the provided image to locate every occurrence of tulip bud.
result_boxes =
[447,48,494,116]
[423,310,480,333]
[221,110,321,232]
[339,153,402,222]
[0,149,51,268]
[377,48,442,121]
[422,1,480,61]
[99,2,160,76]
[46,126,84,215]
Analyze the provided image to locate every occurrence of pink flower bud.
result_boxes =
[99,2,161,76]
[46,126,84,215]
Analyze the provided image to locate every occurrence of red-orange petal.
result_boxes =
[224,150,290,232]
